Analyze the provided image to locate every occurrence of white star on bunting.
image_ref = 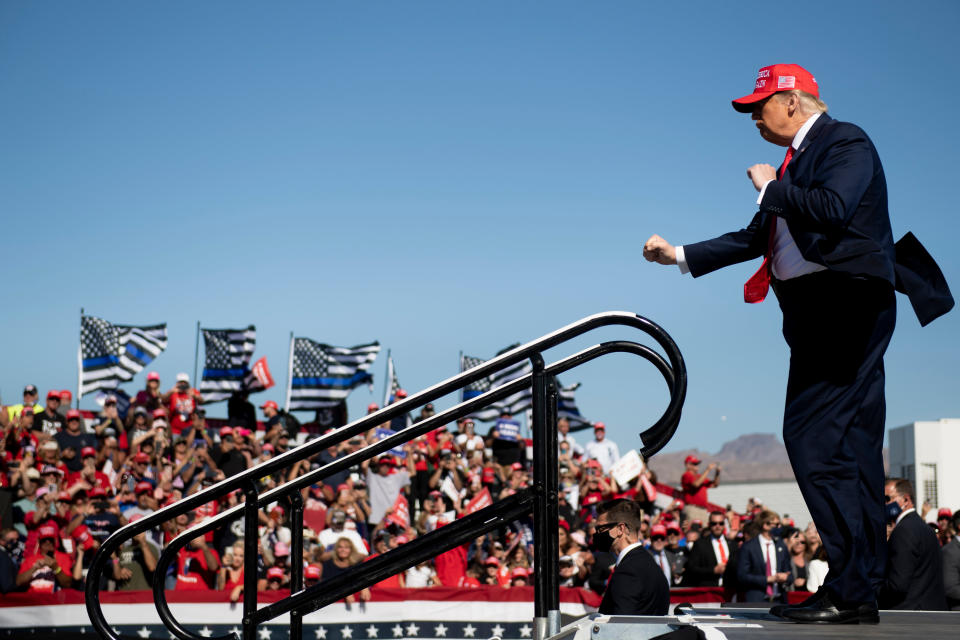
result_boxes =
[434,623,448,637]
[199,626,214,638]
[229,627,242,639]
[405,623,420,637]
[341,626,354,639]
[520,625,533,638]
[391,624,404,637]
[259,627,273,639]
[462,624,477,638]
[366,625,379,638]
[316,627,328,639]
[137,627,151,639]
[491,624,505,638]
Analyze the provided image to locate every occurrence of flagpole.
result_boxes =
[193,321,201,387]
[77,307,84,407]
[458,350,463,405]
[284,331,295,412]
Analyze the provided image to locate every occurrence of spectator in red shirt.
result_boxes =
[176,536,221,590]
[680,455,721,523]
[163,373,202,435]
[16,525,73,593]
[134,371,164,412]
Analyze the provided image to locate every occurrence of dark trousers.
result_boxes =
[774,271,896,605]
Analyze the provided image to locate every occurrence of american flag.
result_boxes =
[383,354,402,406]
[198,326,260,403]
[460,345,533,421]
[80,316,167,396]
[557,380,591,430]
[288,339,380,410]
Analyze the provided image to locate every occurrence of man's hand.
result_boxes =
[713,563,726,574]
[643,235,677,265]
[747,164,777,191]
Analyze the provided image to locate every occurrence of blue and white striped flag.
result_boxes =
[460,345,533,421]
[557,380,591,430]
[80,316,168,396]
[198,326,260,403]
[288,340,380,410]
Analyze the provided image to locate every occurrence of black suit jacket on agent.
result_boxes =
[681,535,726,587]
[598,546,670,616]
[683,114,952,325]
[879,511,947,610]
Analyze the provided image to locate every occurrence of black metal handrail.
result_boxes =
[84,311,686,640]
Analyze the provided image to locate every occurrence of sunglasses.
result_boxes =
[595,522,623,534]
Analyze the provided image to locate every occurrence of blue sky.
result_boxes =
[2,1,957,455]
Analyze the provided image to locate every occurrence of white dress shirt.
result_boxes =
[677,112,826,281]
[616,541,644,567]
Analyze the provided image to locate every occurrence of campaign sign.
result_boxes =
[494,419,520,442]
[610,449,644,489]
[374,427,406,458]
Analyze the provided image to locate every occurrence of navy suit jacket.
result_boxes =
[684,113,952,325]
[736,535,793,603]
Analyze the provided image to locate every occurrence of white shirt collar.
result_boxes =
[616,541,644,567]
[791,112,821,150]
[895,507,915,526]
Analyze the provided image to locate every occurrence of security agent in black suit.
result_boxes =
[594,499,670,616]
[643,63,953,624]
[681,511,729,587]
[880,478,947,610]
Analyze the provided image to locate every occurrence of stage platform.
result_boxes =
[551,607,960,640]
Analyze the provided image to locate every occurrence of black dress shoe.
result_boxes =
[780,595,877,624]
[770,590,825,618]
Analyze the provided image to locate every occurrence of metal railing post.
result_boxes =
[290,491,305,640]
[530,352,559,640]
[242,480,260,640]
[544,375,561,636]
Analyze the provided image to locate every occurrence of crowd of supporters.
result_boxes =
[1,379,957,611]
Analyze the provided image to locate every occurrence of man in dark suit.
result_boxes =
[682,511,729,587]
[880,478,947,610]
[643,63,952,624]
[943,510,960,611]
[737,510,792,603]
[595,499,670,615]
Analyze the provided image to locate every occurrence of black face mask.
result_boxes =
[769,526,784,539]
[591,528,614,554]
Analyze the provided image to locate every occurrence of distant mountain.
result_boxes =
[645,432,888,485]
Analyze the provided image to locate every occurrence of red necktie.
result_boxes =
[716,538,727,564]
[743,146,795,303]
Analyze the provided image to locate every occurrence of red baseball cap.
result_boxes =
[59,389,73,401]
[261,400,278,411]
[511,567,529,578]
[135,481,154,495]
[305,565,321,580]
[484,557,500,566]
[732,63,819,113]
[66,409,82,420]
[395,389,408,399]
[267,566,284,580]
[219,426,234,437]
[89,487,108,498]
[147,371,161,381]
[367,403,379,412]
[938,507,953,518]
[151,408,166,418]
[47,390,61,400]
[81,446,97,458]
[593,422,605,431]
[510,462,525,472]
[38,525,58,540]
[132,452,151,464]
[650,524,668,537]
[58,490,73,502]
[684,455,701,465]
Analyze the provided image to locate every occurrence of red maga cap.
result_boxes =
[305,565,321,580]
[732,64,819,113]
[267,566,284,580]
[81,446,97,458]
[38,525,58,540]
[261,400,278,411]
[684,455,701,465]
[651,524,668,537]
[135,481,153,495]
[67,409,82,420]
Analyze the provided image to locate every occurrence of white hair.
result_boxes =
[775,89,828,115]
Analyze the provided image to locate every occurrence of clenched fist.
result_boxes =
[643,234,677,266]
